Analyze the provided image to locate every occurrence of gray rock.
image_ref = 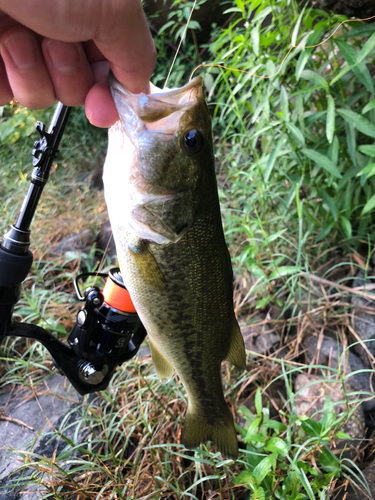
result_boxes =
[351,269,375,362]
[336,460,375,499]
[0,373,83,499]
[241,315,280,353]
[294,373,366,457]
[303,335,375,411]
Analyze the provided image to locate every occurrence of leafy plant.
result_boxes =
[234,387,367,500]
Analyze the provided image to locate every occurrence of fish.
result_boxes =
[103,75,246,459]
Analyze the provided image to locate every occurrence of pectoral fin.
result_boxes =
[149,338,174,383]
[225,320,246,370]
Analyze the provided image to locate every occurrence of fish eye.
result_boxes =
[182,129,203,154]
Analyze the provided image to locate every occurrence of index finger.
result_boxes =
[0,0,156,93]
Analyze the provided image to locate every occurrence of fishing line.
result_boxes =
[92,230,113,285]
[164,0,198,89]
[189,14,375,81]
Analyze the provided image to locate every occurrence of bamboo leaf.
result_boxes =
[357,32,375,65]
[362,100,375,114]
[318,189,338,221]
[357,163,375,178]
[361,193,375,215]
[340,216,352,239]
[286,122,305,146]
[264,139,282,182]
[337,109,375,139]
[301,148,342,178]
[358,145,375,157]
[335,39,374,94]
[300,70,327,89]
[326,95,335,144]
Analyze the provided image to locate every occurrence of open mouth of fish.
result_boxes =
[110,75,203,139]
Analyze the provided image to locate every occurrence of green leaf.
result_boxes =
[336,431,353,440]
[252,486,266,500]
[235,0,245,14]
[301,418,322,437]
[269,266,300,279]
[340,216,352,239]
[252,453,277,485]
[285,122,305,146]
[251,24,260,56]
[264,437,288,455]
[295,26,325,80]
[335,39,374,94]
[300,69,328,90]
[357,163,375,178]
[319,189,338,221]
[233,470,254,486]
[357,32,375,65]
[326,95,335,144]
[319,448,340,474]
[255,388,262,416]
[361,193,375,215]
[345,121,357,166]
[362,100,375,114]
[340,23,375,39]
[338,109,375,139]
[358,145,375,157]
[266,420,287,431]
[291,5,306,46]
[301,148,342,178]
[247,433,266,444]
[264,139,282,182]
[320,394,336,429]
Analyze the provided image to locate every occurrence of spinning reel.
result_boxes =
[0,103,147,395]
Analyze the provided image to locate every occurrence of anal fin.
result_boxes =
[149,338,173,383]
[225,320,246,370]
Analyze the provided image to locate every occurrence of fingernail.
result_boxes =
[3,33,38,70]
[44,40,81,74]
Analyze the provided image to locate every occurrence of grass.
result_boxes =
[1,0,375,498]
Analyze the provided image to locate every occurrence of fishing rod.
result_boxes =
[0,103,147,395]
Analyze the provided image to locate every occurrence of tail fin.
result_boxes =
[182,407,238,459]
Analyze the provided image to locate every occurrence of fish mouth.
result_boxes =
[110,75,203,138]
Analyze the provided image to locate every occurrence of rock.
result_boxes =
[350,270,375,365]
[336,460,375,499]
[294,373,366,457]
[0,374,83,499]
[49,229,96,257]
[241,315,280,354]
[303,335,375,412]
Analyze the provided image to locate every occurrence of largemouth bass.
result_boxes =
[103,75,246,459]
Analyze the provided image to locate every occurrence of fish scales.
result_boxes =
[103,75,246,459]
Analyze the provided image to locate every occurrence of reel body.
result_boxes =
[0,104,147,395]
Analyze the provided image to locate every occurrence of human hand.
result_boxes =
[0,0,156,127]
